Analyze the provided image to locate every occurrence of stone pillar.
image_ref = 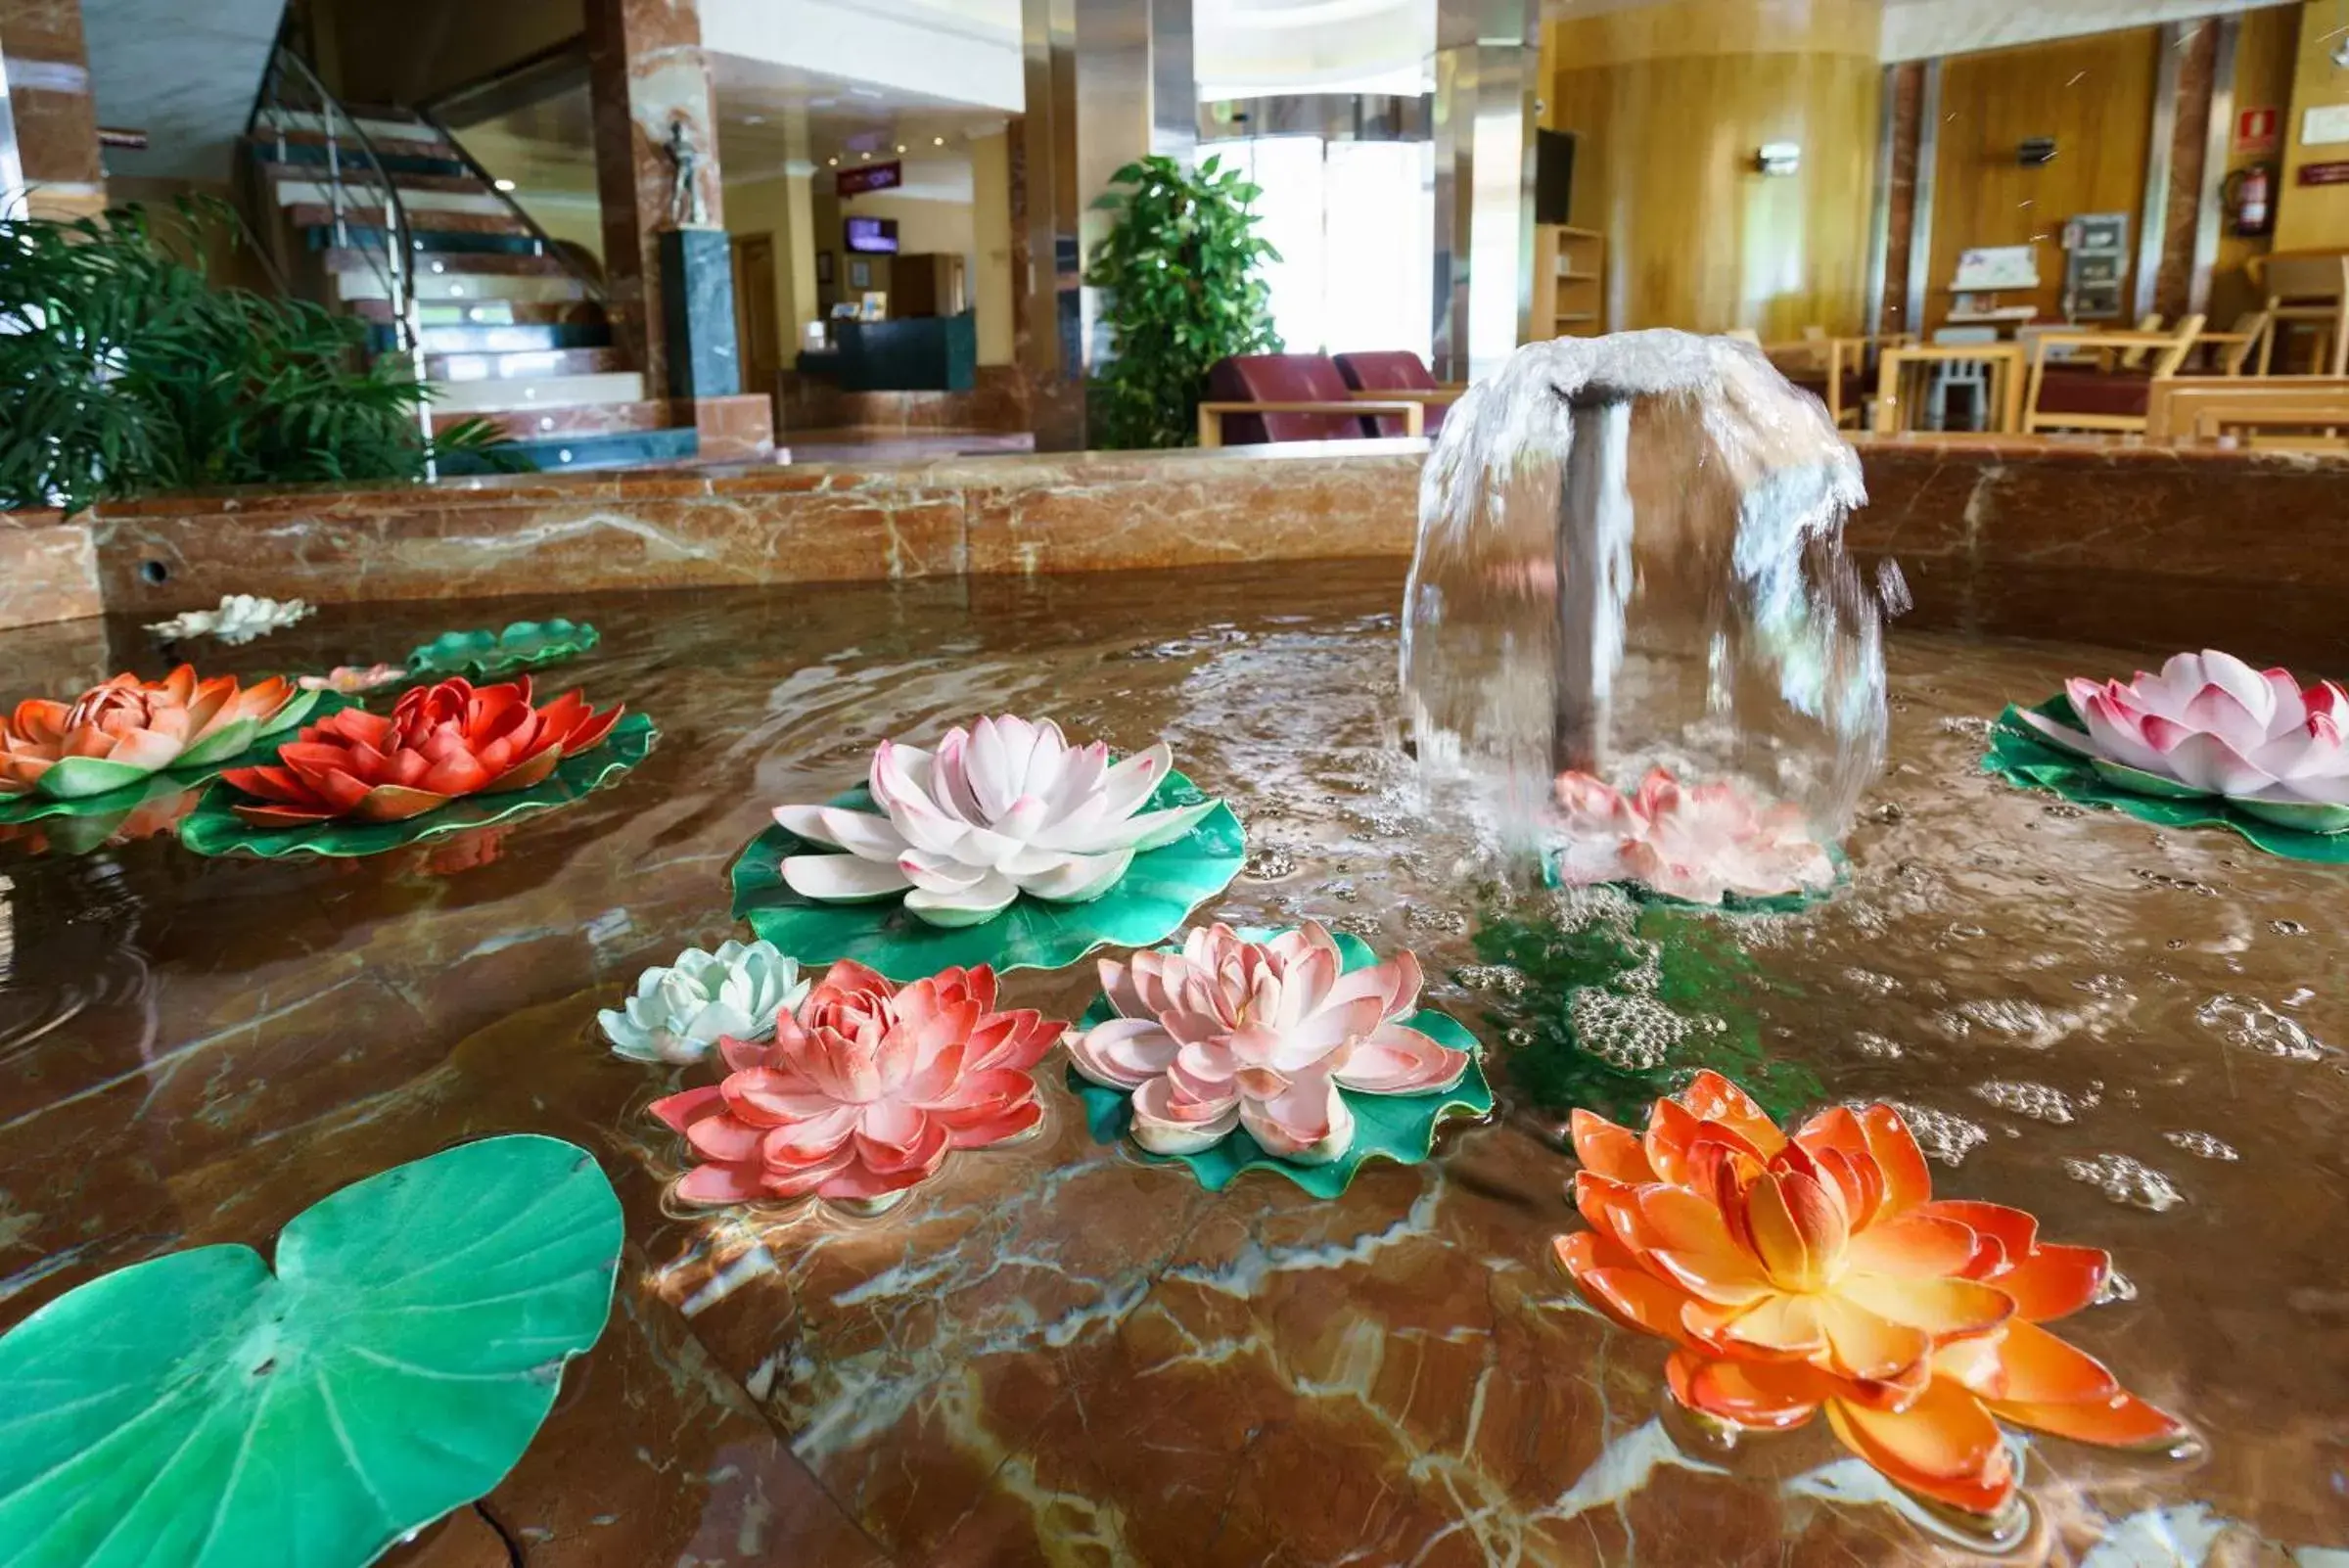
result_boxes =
[1433,0,1539,381]
[584,0,724,396]
[1019,0,1085,449]
[0,0,106,220]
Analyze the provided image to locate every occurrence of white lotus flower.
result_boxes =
[2019,649,2349,828]
[775,715,1221,928]
[598,939,808,1065]
[146,594,313,646]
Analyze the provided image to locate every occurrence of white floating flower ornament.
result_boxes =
[1550,766,1836,906]
[775,715,1223,928]
[599,939,808,1064]
[2018,649,2349,829]
[145,593,314,646]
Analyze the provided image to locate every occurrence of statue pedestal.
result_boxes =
[659,228,741,399]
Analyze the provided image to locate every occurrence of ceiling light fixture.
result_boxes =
[933,135,945,146]
[859,151,871,160]
[743,114,765,124]
[896,143,906,154]
[492,177,516,192]
[827,157,839,166]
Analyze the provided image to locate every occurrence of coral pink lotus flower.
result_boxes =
[775,715,1221,927]
[2020,649,2349,816]
[299,664,406,695]
[1553,1073,2186,1514]
[1551,767,1835,905]
[221,674,622,827]
[650,961,1061,1212]
[0,666,314,799]
[1064,921,1470,1162]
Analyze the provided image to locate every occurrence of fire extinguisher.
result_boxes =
[2226,162,2275,239]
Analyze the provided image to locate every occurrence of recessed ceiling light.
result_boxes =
[895,144,906,154]
[933,136,945,146]
[492,177,516,192]
[827,157,838,166]
[859,151,871,160]
[743,114,765,124]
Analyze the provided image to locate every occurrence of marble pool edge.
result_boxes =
[5,436,2346,633]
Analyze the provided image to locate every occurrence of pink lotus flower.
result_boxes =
[1551,767,1835,905]
[650,961,1061,1214]
[1064,921,1470,1162]
[2020,650,2349,822]
[299,664,406,695]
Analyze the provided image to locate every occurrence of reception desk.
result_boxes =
[797,314,979,393]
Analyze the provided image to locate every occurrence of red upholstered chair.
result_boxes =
[1197,354,1425,446]
[1334,350,1455,438]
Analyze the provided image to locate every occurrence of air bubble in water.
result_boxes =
[2196,994,2329,1061]
[1877,1101,1987,1166]
[1568,989,1691,1073]
[2162,1130,2239,1161]
[2062,1153,2185,1213]
[1454,963,1529,996]
[1241,847,1298,881]
[1970,1080,2078,1124]
[1855,1032,1904,1060]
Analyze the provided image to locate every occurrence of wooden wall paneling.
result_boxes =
[2275,0,2349,253]
[1544,0,1882,339]
[1925,27,2161,333]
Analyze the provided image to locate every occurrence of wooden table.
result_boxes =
[1872,343,2028,435]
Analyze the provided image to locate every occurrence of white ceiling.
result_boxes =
[709,53,1007,195]
[82,0,287,181]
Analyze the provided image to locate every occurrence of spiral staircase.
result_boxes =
[240,45,701,473]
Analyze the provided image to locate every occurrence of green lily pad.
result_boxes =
[0,775,205,857]
[175,713,657,859]
[0,1133,622,1568]
[406,620,599,679]
[1067,928,1495,1197]
[730,768,1246,981]
[1984,697,2349,861]
[0,692,342,824]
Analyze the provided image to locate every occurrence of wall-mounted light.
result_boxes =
[1757,142,1800,176]
[2018,137,2057,166]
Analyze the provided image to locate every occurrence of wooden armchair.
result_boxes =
[2022,314,2205,435]
[2146,376,2349,442]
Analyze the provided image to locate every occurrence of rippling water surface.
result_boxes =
[0,561,2342,1565]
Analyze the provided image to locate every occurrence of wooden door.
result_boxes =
[731,235,781,399]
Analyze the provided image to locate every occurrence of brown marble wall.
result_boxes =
[0,513,102,629]
[775,367,1031,436]
[1,0,105,220]
[2155,20,2220,321]
[584,0,723,398]
[15,436,2349,634]
[684,393,777,464]
[1878,62,1922,338]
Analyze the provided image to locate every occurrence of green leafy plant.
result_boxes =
[0,198,519,513]
[1084,153,1282,449]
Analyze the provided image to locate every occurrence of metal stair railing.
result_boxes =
[413,104,606,306]
[245,42,435,474]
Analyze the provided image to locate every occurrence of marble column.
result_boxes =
[584,0,724,397]
[1019,0,1085,449]
[0,0,106,220]
[1433,0,1539,380]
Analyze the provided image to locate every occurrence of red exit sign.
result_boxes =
[836,161,902,197]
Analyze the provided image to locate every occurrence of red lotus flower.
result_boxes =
[1553,1073,2185,1514]
[221,674,622,827]
[650,961,1061,1214]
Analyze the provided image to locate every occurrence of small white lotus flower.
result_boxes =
[774,715,1221,928]
[145,594,314,646]
[598,939,808,1065]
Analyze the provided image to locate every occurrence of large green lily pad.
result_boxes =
[404,620,599,680]
[731,768,1246,981]
[1984,697,2349,863]
[0,691,343,824]
[0,1134,622,1568]
[1068,928,1495,1197]
[175,713,657,859]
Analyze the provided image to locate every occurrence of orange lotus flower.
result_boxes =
[1553,1073,2185,1513]
[0,666,314,800]
[220,674,622,827]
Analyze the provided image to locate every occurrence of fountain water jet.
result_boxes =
[1401,331,1889,891]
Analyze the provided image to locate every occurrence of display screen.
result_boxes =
[845,216,899,254]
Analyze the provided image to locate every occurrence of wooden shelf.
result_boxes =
[1533,223,1605,343]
